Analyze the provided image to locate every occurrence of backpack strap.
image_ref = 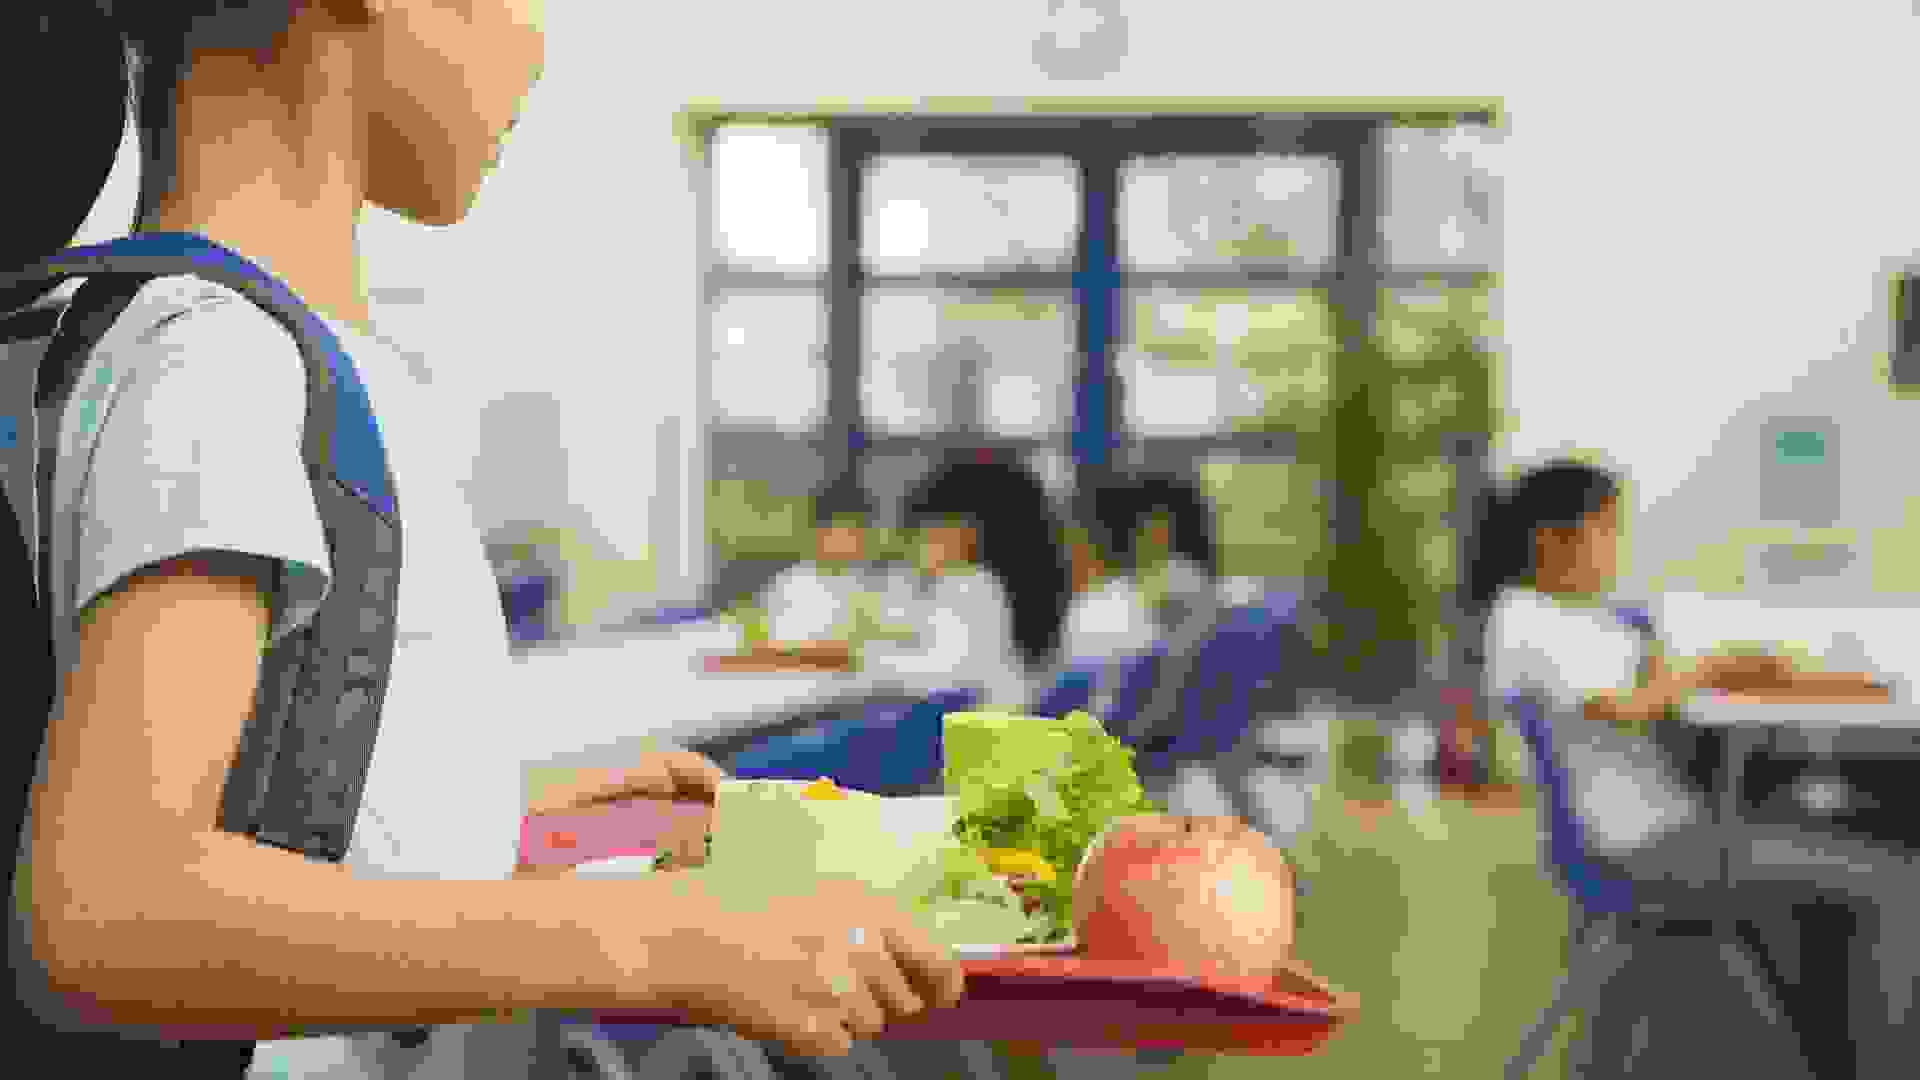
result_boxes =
[3,233,401,864]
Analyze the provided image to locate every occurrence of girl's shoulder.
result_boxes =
[87,274,301,386]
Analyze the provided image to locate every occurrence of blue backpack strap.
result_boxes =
[3,232,400,864]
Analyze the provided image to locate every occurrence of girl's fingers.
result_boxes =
[854,947,927,1023]
[663,751,725,801]
[822,958,886,1038]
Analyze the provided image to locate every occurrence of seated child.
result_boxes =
[758,485,877,658]
[1474,459,1918,1076]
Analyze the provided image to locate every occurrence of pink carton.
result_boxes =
[518,798,710,868]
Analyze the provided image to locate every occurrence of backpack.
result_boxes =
[1,232,402,1070]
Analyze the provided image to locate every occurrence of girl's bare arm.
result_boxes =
[26,560,693,1039]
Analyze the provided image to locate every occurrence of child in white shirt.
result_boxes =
[1473,459,1920,1075]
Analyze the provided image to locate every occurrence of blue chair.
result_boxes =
[1132,595,1302,771]
[1104,645,1164,728]
[1502,689,1802,1078]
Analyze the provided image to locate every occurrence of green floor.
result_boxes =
[997,782,1583,1079]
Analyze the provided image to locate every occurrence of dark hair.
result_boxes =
[2,3,296,313]
[1463,459,1620,617]
[1089,472,1218,578]
[906,457,1072,671]
[811,481,875,528]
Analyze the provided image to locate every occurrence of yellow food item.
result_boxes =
[981,848,1056,883]
[801,777,846,801]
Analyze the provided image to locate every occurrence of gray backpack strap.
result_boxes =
[6,233,401,864]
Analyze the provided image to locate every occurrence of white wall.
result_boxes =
[87,0,1920,609]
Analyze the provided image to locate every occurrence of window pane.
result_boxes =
[709,291,827,432]
[1376,287,1495,443]
[863,156,1079,274]
[1120,288,1337,436]
[1120,156,1337,271]
[707,428,827,561]
[1197,456,1328,582]
[863,288,1073,438]
[1375,459,1461,597]
[709,125,829,272]
[1382,125,1503,271]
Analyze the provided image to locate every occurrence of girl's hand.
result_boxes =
[517,751,724,877]
[645,874,967,1058]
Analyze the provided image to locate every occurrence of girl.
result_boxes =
[878,458,1071,710]
[4,4,960,1076]
[1469,459,1919,1076]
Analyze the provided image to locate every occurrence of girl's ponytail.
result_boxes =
[1462,484,1520,620]
[1,3,296,315]
[0,4,131,314]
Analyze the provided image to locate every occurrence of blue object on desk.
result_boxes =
[639,606,713,626]
[500,574,551,644]
[728,688,980,794]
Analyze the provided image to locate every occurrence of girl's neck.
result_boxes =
[1523,576,1607,606]
[144,49,375,333]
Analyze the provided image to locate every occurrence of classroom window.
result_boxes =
[863,156,1079,274]
[698,111,1500,644]
[1119,288,1337,437]
[1197,456,1328,582]
[861,288,1074,438]
[1119,155,1338,271]
[709,125,830,273]
[1381,126,1503,272]
[708,291,828,432]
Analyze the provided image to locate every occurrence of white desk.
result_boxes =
[509,621,917,770]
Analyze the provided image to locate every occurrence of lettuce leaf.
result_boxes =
[943,710,1165,942]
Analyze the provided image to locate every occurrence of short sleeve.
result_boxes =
[66,287,332,644]
[1486,590,1642,713]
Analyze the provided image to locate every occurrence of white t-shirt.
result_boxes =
[867,567,1031,709]
[1485,587,1700,855]
[29,276,526,1077]
[1059,576,1157,665]
[761,562,861,642]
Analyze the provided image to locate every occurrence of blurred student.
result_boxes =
[1061,473,1221,662]
[1470,459,1918,1076]
[4,5,961,1075]
[1115,472,1220,629]
[749,484,878,666]
[878,457,1071,709]
[1057,504,1157,665]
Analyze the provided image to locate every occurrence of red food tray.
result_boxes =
[537,798,1354,1054]
[597,947,1353,1056]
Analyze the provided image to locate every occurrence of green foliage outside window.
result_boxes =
[707,477,812,563]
